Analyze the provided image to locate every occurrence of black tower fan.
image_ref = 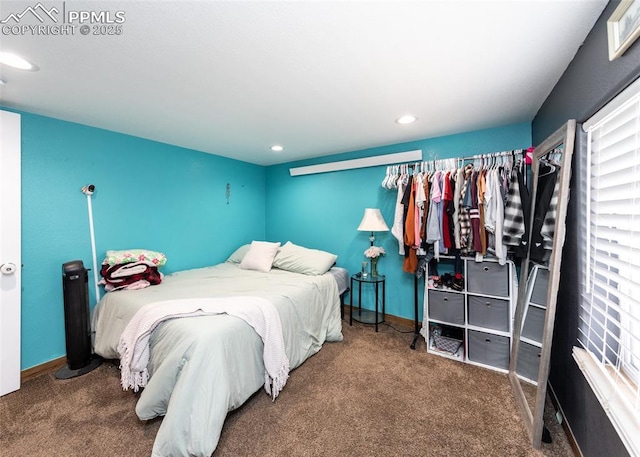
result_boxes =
[55,260,102,379]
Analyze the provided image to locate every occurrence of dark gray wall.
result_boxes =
[532,2,640,456]
[534,0,640,143]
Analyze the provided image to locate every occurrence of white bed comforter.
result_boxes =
[92,263,343,457]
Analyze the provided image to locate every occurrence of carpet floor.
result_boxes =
[0,320,574,456]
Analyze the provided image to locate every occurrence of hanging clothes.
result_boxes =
[502,160,530,258]
[391,174,407,255]
[459,164,473,253]
[540,177,560,251]
[485,167,508,265]
[477,169,488,256]
[403,175,418,273]
[419,175,430,252]
[426,171,443,260]
[529,162,558,263]
[442,172,455,250]
[453,166,464,249]
[382,150,528,273]
[414,173,427,252]
[436,171,447,254]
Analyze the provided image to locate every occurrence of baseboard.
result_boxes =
[341,305,420,330]
[547,382,583,457]
[384,312,419,329]
[21,356,66,382]
[25,312,419,384]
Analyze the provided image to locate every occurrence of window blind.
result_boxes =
[575,76,640,457]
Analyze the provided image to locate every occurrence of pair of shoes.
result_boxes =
[451,273,464,292]
[430,275,442,288]
[442,273,454,289]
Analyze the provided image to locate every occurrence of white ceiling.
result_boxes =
[0,0,607,166]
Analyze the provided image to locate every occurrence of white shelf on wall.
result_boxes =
[289,149,422,176]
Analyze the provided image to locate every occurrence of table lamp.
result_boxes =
[357,208,390,246]
[358,208,389,277]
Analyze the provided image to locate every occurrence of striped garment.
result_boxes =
[458,165,473,251]
[453,166,464,249]
[530,165,559,261]
[502,160,526,247]
[540,176,560,250]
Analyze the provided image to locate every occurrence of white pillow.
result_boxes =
[239,241,281,272]
[226,244,251,263]
[272,241,338,275]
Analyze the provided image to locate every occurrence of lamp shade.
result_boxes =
[357,208,389,232]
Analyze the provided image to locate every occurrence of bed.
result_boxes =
[92,244,346,457]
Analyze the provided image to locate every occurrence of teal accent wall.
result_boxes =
[14,110,266,370]
[11,109,530,370]
[265,123,531,322]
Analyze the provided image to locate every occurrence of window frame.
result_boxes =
[576,75,640,457]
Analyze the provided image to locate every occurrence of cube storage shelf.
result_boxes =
[424,257,517,373]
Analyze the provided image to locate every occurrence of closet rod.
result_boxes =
[390,148,526,171]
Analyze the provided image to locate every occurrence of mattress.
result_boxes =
[329,266,349,296]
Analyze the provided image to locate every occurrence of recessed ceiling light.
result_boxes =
[0,77,6,85]
[0,52,39,71]
[271,145,284,152]
[396,115,417,125]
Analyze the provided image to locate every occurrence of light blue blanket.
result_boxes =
[93,263,343,456]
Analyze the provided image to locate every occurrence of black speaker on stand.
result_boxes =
[55,260,102,379]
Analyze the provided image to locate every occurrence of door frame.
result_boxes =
[0,109,22,396]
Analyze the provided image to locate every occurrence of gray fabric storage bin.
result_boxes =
[530,268,550,306]
[467,296,510,332]
[466,261,509,297]
[467,330,510,370]
[521,305,546,343]
[428,290,464,325]
[516,340,542,383]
